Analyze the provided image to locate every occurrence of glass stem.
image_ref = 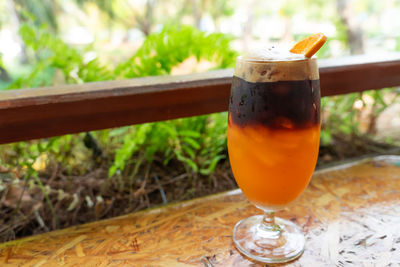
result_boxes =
[259,211,281,238]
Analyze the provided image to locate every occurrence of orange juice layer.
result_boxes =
[227,118,320,208]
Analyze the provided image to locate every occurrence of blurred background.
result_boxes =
[1,0,400,82]
[1,0,400,242]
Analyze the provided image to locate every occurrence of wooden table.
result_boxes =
[0,156,399,266]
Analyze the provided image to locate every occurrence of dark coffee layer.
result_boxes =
[229,76,320,129]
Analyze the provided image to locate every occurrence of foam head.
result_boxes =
[235,46,319,83]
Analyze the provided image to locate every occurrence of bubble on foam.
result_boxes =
[243,46,305,61]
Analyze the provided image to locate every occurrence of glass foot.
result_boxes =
[233,215,305,263]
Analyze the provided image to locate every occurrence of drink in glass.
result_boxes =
[227,48,321,263]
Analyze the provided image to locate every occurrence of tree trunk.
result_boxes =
[0,67,11,82]
[337,0,364,55]
[191,0,202,29]
[136,0,156,36]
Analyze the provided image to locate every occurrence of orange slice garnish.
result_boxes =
[290,33,327,58]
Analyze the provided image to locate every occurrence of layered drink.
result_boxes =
[227,49,321,210]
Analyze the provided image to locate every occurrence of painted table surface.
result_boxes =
[0,156,399,266]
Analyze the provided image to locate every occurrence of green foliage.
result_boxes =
[108,113,228,187]
[116,25,237,78]
[198,113,228,175]
[321,88,399,146]
[0,53,7,90]
[332,17,348,46]
[2,20,237,194]
[76,0,116,19]
[0,136,75,227]
[7,20,112,89]
[321,93,361,144]
[14,0,59,32]
[396,37,400,51]
[8,21,236,89]
[209,0,235,19]
[109,25,235,182]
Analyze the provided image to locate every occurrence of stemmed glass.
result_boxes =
[227,55,321,263]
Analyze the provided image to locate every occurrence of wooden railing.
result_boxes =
[1,53,400,145]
